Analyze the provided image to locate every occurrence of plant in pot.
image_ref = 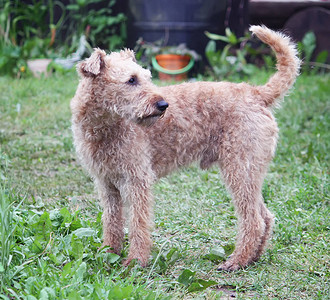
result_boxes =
[23,0,65,78]
[135,39,200,81]
[24,36,56,77]
[0,0,65,77]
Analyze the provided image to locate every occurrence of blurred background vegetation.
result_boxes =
[1,0,329,78]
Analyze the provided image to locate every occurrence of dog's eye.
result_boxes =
[127,76,137,85]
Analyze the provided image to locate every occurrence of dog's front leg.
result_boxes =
[96,178,124,255]
[121,179,154,267]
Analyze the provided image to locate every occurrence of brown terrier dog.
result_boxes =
[71,25,300,271]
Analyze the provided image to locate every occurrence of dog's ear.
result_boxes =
[120,48,136,62]
[77,48,106,77]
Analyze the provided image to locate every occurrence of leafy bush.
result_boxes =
[205,28,330,79]
[0,0,126,77]
[204,28,261,79]
[297,31,328,74]
[63,0,126,53]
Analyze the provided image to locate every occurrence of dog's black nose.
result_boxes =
[156,100,169,112]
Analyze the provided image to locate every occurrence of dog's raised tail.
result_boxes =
[250,25,301,107]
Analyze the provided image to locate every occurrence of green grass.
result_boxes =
[0,71,329,299]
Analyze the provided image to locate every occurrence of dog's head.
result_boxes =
[75,48,168,126]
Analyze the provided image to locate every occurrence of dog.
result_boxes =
[70,25,300,271]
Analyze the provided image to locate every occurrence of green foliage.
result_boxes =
[206,28,330,80]
[203,245,234,263]
[0,194,160,298]
[177,269,217,293]
[0,72,329,298]
[205,28,261,79]
[150,246,180,274]
[64,0,126,52]
[0,0,126,77]
[0,186,16,290]
[298,31,329,74]
[0,0,65,72]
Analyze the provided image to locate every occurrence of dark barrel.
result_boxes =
[126,0,227,55]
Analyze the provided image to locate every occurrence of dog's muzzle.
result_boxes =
[136,99,169,126]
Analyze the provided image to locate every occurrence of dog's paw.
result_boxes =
[217,259,243,272]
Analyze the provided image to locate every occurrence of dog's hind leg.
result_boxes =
[217,132,276,270]
[96,178,125,255]
[218,176,267,271]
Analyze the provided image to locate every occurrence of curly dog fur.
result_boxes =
[71,25,300,271]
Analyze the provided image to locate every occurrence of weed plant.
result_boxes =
[0,184,14,291]
[0,71,329,299]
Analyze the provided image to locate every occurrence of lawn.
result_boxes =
[0,70,329,299]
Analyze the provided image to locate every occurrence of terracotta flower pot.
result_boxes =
[154,54,193,81]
